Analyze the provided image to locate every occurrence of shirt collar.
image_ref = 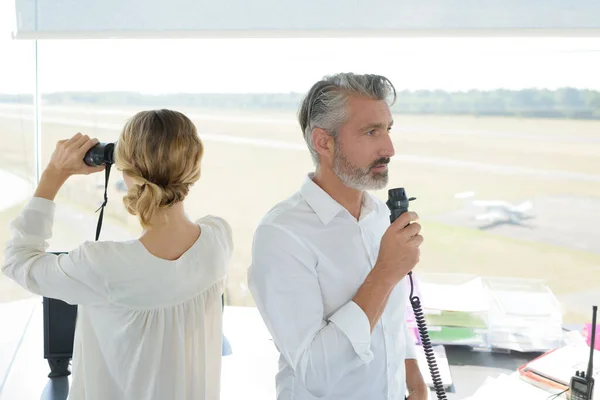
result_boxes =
[300,173,379,225]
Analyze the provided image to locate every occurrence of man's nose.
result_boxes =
[381,133,395,158]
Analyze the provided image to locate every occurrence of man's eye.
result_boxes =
[367,130,376,136]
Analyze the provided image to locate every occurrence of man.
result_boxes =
[248,73,428,400]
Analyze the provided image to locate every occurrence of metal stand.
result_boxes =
[47,359,71,378]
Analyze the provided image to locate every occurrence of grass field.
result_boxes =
[0,103,599,324]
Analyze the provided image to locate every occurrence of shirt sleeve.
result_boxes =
[2,197,110,305]
[404,320,418,359]
[248,223,374,398]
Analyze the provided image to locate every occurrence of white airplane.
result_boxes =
[455,191,533,226]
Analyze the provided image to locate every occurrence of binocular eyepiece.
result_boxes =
[84,142,115,167]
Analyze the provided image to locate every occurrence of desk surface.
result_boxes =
[444,346,543,399]
[37,349,545,400]
[0,299,551,400]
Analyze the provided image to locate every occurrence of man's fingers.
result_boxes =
[392,211,419,229]
[396,222,421,240]
[409,234,424,247]
[406,222,421,237]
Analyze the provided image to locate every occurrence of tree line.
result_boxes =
[1,88,599,120]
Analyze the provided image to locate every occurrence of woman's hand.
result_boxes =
[48,133,105,178]
[34,133,105,201]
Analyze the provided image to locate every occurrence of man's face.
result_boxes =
[331,95,395,191]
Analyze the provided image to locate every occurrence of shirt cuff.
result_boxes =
[403,320,418,359]
[26,197,56,214]
[328,301,374,363]
[405,336,418,359]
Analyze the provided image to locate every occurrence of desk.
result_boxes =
[0,301,576,400]
[444,346,544,398]
[35,346,547,400]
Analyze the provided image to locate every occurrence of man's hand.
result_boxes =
[353,211,423,332]
[407,388,429,400]
[406,359,429,400]
[375,211,423,286]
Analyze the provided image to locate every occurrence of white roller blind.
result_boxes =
[12,0,600,39]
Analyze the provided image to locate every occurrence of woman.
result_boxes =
[2,109,232,399]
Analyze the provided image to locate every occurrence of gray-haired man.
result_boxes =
[249,73,427,400]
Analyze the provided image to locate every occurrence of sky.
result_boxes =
[1,0,599,94]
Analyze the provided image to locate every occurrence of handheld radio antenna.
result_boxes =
[587,305,597,383]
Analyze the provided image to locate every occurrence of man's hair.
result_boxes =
[115,109,203,229]
[297,72,397,165]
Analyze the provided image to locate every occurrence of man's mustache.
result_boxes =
[369,158,391,168]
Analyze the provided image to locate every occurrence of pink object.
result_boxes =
[584,324,600,350]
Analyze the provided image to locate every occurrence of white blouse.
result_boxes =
[2,197,233,400]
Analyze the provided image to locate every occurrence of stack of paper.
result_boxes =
[521,343,600,387]
[410,273,489,347]
[408,274,565,353]
[463,373,568,400]
[483,277,564,352]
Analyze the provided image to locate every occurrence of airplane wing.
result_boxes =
[472,200,533,213]
[474,211,506,221]
[513,201,533,212]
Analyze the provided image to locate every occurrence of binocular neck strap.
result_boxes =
[94,162,112,241]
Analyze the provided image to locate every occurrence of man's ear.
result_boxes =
[312,127,334,162]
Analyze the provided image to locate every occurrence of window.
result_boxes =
[30,37,600,329]
[0,12,36,304]
[0,34,597,325]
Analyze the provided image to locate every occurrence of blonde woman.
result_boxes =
[2,110,232,400]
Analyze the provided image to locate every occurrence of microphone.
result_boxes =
[386,187,416,225]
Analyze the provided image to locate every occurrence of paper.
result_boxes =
[524,344,600,386]
[420,278,488,313]
[493,291,560,317]
[425,311,487,329]
[464,373,567,400]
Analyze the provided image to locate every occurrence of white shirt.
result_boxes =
[248,173,417,400]
[2,197,233,400]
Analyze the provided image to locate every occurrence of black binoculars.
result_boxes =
[84,142,115,167]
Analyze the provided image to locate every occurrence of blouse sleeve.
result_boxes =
[2,197,110,305]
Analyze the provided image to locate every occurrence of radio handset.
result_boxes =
[387,188,447,400]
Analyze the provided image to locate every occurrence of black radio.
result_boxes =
[569,305,597,400]
[570,374,594,400]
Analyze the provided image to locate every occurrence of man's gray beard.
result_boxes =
[332,145,389,191]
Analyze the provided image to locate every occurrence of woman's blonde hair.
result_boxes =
[115,109,203,229]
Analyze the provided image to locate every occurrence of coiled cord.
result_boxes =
[408,272,448,400]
